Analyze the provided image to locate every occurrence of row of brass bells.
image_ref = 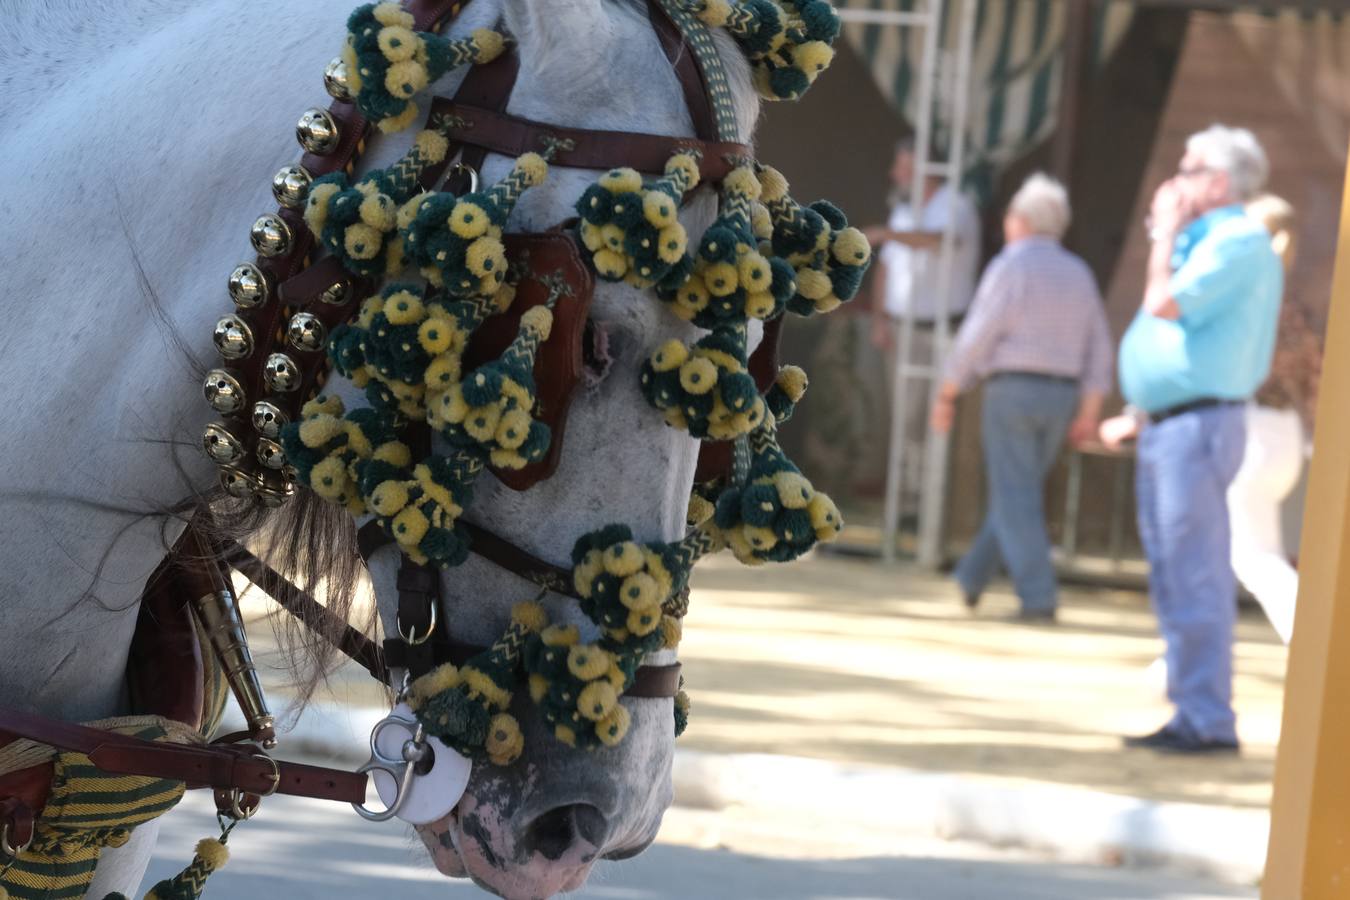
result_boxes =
[297,107,339,155]
[251,214,293,258]
[228,263,271,308]
[288,312,327,353]
[220,465,296,507]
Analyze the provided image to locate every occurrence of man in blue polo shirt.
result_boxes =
[1100,125,1282,754]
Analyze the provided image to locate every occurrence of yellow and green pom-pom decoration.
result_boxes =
[690,0,841,100]
[575,152,701,289]
[344,2,506,133]
[639,325,766,441]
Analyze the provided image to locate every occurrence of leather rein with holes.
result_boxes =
[0,0,754,828]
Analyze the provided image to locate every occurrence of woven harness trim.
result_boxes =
[655,0,741,142]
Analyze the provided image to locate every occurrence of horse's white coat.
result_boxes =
[0,1,757,897]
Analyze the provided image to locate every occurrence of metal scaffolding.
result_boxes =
[838,0,979,567]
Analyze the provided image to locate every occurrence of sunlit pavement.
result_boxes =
[146,791,1256,900]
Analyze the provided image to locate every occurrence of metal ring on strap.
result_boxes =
[397,600,439,646]
[1,821,32,859]
[227,751,281,820]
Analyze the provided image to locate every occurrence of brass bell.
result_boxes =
[324,57,353,101]
[213,315,254,360]
[256,438,288,470]
[272,165,313,209]
[219,466,259,499]
[287,312,327,353]
[296,107,339,155]
[203,422,246,465]
[250,214,293,258]
[228,262,271,308]
[264,353,302,392]
[317,281,349,306]
[255,471,296,508]
[203,369,245,414]
[251,401,288,439]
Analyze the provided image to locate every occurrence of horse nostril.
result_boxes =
[522,804,608,860]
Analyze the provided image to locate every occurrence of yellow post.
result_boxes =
[1265,152,1350,898]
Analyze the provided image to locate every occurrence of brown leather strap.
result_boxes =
[426,100,750,185]
[0,708,365,804]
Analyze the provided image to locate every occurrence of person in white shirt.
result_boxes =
[863,138,982,501]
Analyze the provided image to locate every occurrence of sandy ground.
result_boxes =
[241,551,1286,811]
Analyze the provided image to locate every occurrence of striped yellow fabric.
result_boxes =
[1,723,186,900]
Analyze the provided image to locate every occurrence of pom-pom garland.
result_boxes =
[640,325,766,440]
[344,2,506,133]
[575,153,701,288]
[688,0,841,100]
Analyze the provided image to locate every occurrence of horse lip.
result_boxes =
[601,835,655,861]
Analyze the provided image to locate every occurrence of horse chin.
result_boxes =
[416,801,600,900]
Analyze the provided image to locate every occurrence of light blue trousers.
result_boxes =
[955,374,1080,614]
[1135,403,1246,743]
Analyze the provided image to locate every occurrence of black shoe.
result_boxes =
[1123,725,1239,755]
[963,590,981,611]
[996,608,1056,624]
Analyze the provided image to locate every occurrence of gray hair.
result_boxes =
[1008,173,1071,239]
[1186,125,1269,202]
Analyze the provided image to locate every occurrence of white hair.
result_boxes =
[1008,173,1071,239]
[1187,125,1269,202]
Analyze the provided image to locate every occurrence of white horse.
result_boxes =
[0,0,759,897]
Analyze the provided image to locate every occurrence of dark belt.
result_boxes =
[1148,398,1243,425]
[989,371,1078,386]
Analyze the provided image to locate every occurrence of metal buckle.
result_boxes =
[446,162,479,195]
[352,712,431,822]
[225,750,281,821]
[1,821,32,859]
[397,600,438,646]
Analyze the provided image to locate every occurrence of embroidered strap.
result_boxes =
[652,0,742,142]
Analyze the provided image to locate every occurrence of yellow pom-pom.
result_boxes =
[463,404,502,442]
[686,494,715,526]
[679,357,718,395]
[603,542,645,577]
[298,416,343,448]
[660,614,683,649]
[756,165,789,203]
[438,384,469,423]
[418,319,454,355]
[462,667,511,709]
[578,680,619,722]
[742,525,778,552]
[650,339,688,372]
[304,181,340,236]
[626,605,661,636]
[302,394,344,418]
[675,277,710,314]
[344,223,383,260]
[392,505,430,547]
[495,408,532,450]
[466,237,506,279]
[514,152,549,186]
[385,58,428,99]
[398,192,430,231]
[541,624,580,647]
[594,249,628,279]
[664,153,701,189]
[643,190,678,228]
[697,0,732,27]
[377,25,418,63]
[814,295,843,314]
[776,365,808,402]
[567,644,611,681]
[373,441,412,467]
[656,224,688,264]
[773,471,814,509]
[595,705,631,746]
[471,28,507,63]
[511,601,548,632]
[832,227,871,265]
[618,572,660,610]
[384,290,424,325]
[486,713,524,765]
[703,261,738,297]
[574,550,604,597]
[793,40,835,75]
[555,724,577,747]
[737,252,772,291]
[309,456,349,501]
[808,492,843,537]
[369,479,410,516]
[723,166,762,201]
[409,663,461,708]
[579,221,605,252]
[194,836,230,870]
[449,201,490,239]
[414,128,450,163]
[745,291,777,319]
[795,267,832,300]
[528,674,549,703]
[599,168,643,194]
[373,2,414,28]
[751,203,774,240]
[521,305,553,340]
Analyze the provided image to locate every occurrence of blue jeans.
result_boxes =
[1135,403,1246,743]
[955,374,1080,613]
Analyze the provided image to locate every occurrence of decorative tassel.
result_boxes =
[640,325,765,440]
[688,0,841,100]
[402,154,549,297]
[142,837,228,900]
[304,129,451,279]
[344,2,506,132]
